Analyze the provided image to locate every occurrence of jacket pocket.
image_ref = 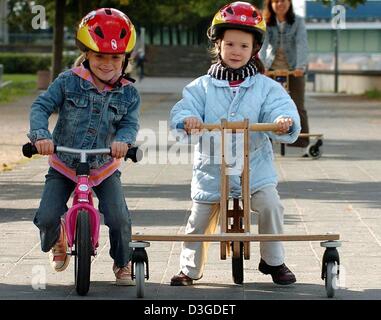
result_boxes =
[62,93,89,120]
[108,100,128,123]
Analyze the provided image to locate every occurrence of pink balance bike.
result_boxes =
[22,143,142,296]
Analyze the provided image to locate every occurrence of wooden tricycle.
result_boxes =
[129,120,340,298]
[266,70,323,159]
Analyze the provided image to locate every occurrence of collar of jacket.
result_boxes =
[210,75,258,88]
[79,76,125,93]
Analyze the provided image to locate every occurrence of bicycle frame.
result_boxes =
[56,146,110,253]
[65,175,100,251]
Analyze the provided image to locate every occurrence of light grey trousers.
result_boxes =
[180,186,285,279]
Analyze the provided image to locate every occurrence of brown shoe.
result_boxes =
[49,219,70,272]
[113,262,135,286]
[258,259,296,285]
[170,271,194,286]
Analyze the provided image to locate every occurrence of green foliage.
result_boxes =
[364,89,381,100]
[6,0,368,35]
[0,53,77,73]
[0,74,37,104]
[7,0,41,33]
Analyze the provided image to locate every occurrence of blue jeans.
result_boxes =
[33,167,132,268]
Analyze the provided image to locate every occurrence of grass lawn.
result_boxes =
[364,89,381,100]
[0,73,37,104]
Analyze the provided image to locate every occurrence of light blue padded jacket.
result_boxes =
[170,74,301,203]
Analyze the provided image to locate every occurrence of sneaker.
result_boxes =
[258,259,296,285]
[113,262,135,286]
[170,271,194,286]
[49,219,70,272]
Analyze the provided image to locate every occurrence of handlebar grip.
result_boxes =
[22,143,57,158]
[22,142,38,158]
[124,146,143,163]
[176,123,185,130]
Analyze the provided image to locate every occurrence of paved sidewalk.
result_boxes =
[0,78,381,300]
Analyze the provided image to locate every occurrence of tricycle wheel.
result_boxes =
[307,141,323,159]
[325,261,338,298]
[232,242,244,284]
[135,262,145,298]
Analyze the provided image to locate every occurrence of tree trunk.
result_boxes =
[52,0,65,81]
[149,24,154,44]
[160,25,164,45]
[168,25,173,46]
[176,25,181,46]
[186,28,190,46]
[78,0,91,18]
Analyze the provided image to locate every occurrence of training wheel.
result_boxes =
[307,141,323,159]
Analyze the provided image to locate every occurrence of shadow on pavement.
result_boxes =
[278,180,381,208]
[0,281,379,300]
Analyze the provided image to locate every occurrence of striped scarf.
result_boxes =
[207,60,258,81]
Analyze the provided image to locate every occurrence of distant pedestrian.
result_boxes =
[259,0,310,155]
[134,48,146,81]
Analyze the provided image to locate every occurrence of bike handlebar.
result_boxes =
[22,143,142,163]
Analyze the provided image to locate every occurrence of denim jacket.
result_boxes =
[170,74,301,203]
[259,15,309,71]
[28,70,140,169]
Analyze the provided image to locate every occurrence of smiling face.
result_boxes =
[87,51,125,82]
[218,29,256,69]
[271,0,291,19]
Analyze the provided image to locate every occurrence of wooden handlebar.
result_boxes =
[200,122,279,132]
[265,69,298,77]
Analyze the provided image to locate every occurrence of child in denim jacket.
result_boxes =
[170,2,300,286]
[28,8,140,285]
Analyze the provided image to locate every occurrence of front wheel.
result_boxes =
[75,210,92,296]
[232,242,244,284]
[325,261,338,298]
[135,262,145,298]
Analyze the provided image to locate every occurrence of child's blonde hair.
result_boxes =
[73,52,86,67]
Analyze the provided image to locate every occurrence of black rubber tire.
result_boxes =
[135,262,145,298]
[232,242,244,284]
[75,210,92,296]
[325,262,338,298]
[307,143,322,159]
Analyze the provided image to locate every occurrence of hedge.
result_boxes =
[0,53,78,74]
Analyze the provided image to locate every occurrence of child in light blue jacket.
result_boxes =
[170,2,301,286]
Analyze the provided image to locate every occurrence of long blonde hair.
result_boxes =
[73,52,86,67]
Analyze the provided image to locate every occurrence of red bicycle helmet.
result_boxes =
[76,8,136,54]
[208,1,266,47]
